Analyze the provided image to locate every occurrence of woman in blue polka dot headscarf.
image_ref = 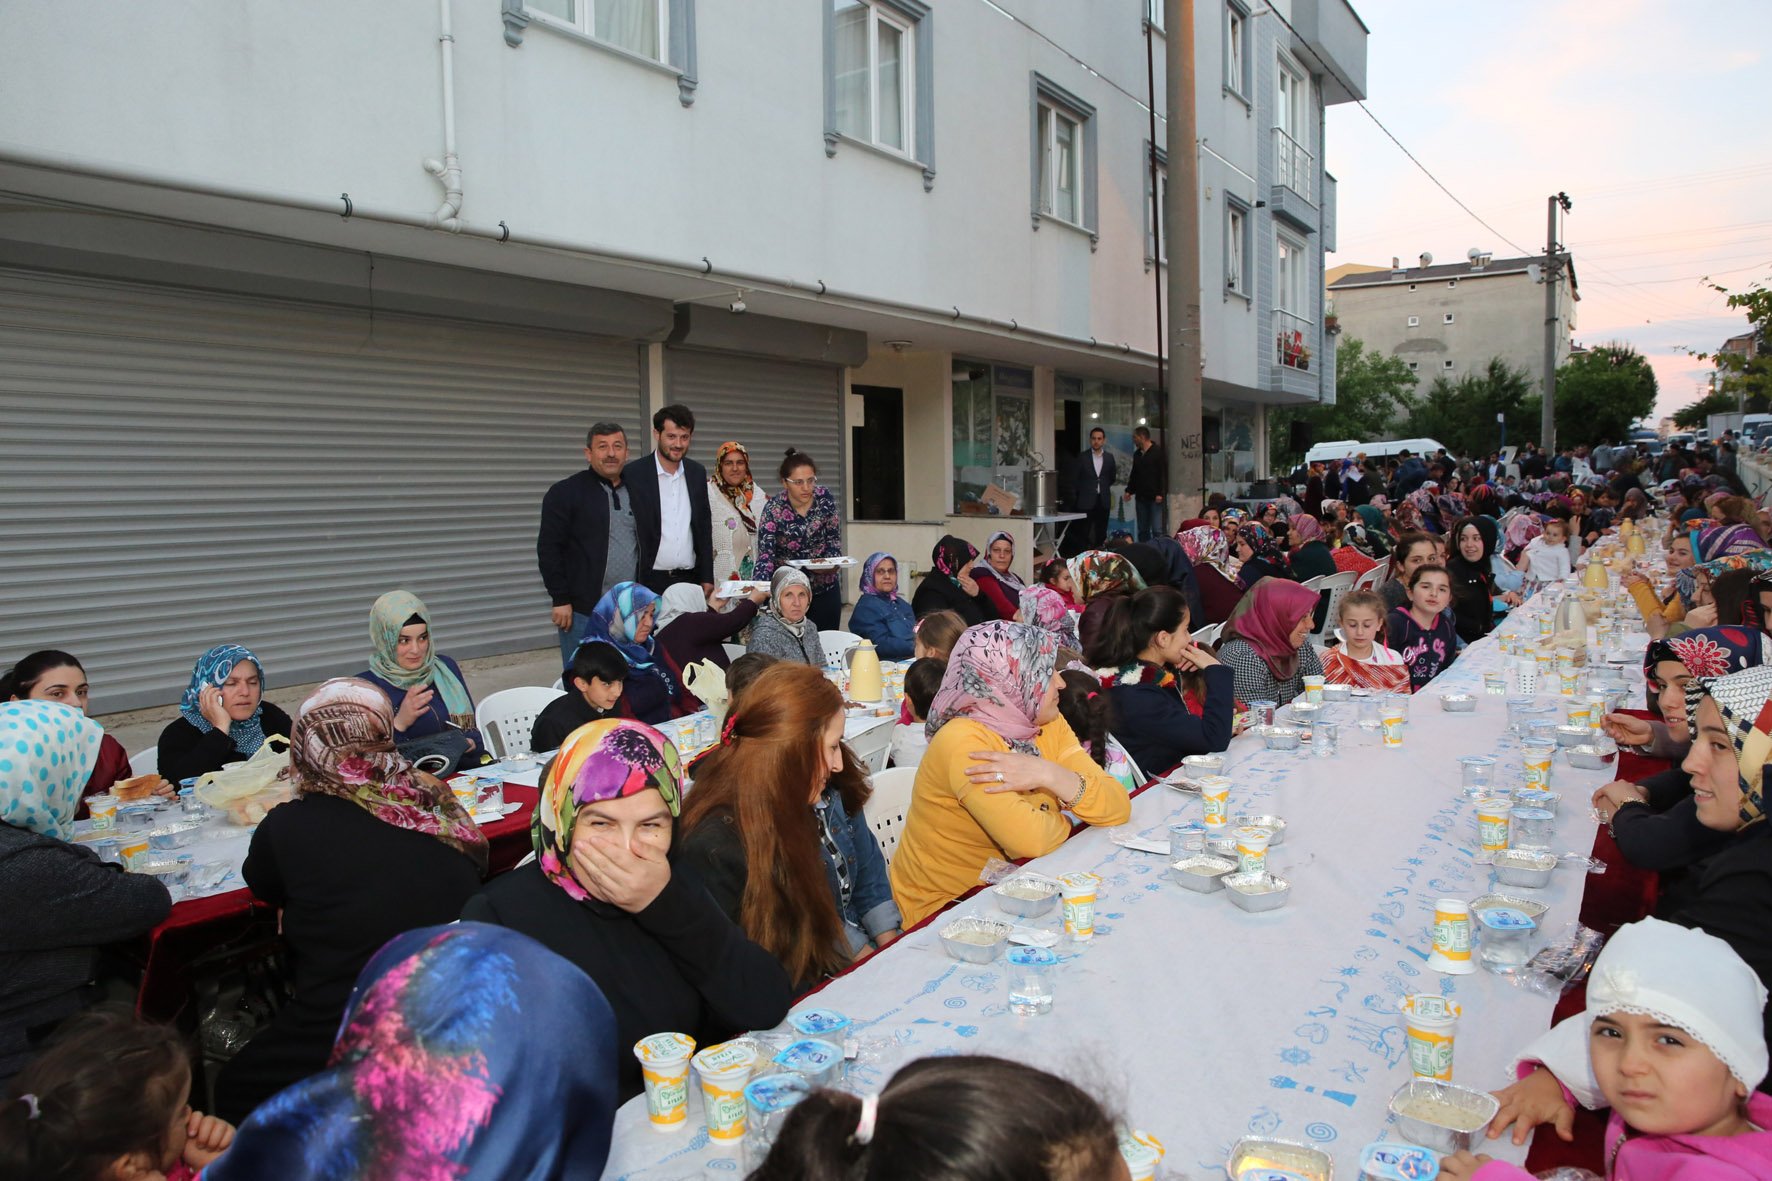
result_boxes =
[0,700,102,841]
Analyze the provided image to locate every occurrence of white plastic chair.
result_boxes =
[847,723,894,776]
[819,629,863,665]
[863,765,918,868]
[1106,734,1148,788]
[1307,570,1359,645]
[474,686,566,761]
[1353,564,1386,592]
[128,746,158,778]
[551,677,564,692]
[722,642,747,663]
[1190,621,1224,648]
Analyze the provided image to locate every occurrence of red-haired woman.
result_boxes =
[678,663,901,987]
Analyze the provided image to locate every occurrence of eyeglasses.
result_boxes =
[785,477,817,488]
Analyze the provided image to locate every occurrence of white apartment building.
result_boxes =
[0,0,1365,709]
[1327,251,1579,391]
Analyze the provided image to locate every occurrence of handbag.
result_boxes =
[395,728,472,777]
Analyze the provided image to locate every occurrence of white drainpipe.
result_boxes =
[422,0,463,231]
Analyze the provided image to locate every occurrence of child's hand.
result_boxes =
[1436,1150,1494,1181]
[183,1110,236,1169]
[1486,1066,1575,1145]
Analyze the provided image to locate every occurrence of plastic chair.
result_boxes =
[863,765,918,868]
[819,629,863,665]
[128,746,158,778]
[722,643,747,663]
[551,677,564,692]
[1106,734,1147,788]
[474,686,566,761]
[847,722,894,776]
[1353,564,1387,592]
[1307,570,1359,645]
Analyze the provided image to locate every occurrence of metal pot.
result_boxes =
[1023,467,1057,517]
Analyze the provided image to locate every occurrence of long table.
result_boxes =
[600,597,1629,1180]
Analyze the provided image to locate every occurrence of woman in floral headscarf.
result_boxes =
[207,923,622,1181]
[1674,526,1770,617]
[707,440,768,583]
[462,719,790,1101]
[911,534,997,626]
[848,551,916,659]
[888,622,1130,926]
[584,580,680,722]
[1178,526,1243,625]
[1406,485,1443,534]
[216,678,487,1123]
[1020,583,1081,652]
[1232,522,1291,588]
[1067,550,1147,606]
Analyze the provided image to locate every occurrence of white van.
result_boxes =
[1303,437,1452,466]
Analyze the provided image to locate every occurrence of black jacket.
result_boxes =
[623,454,714,584]
[157,704,294,786]
[1126,444,1166,499]
[537,468,637,617]
[462,859,792,1101]
[1069,449,1117,512]
[911,572,995,626]
[1107,663,1235,776]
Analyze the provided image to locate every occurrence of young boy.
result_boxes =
[529,640,626,753]
[1320,589,1410,693]
[1518,518,1573,583]
[890,656,947,768]
[1442,918,1772,1180]
[1386,564,1458,691]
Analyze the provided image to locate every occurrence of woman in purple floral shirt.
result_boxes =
[753,448,845,631]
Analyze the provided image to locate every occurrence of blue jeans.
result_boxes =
[1135,498,1164,542]
[558,611,594,668]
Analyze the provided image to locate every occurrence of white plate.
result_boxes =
[472,801,525,823]
[789,556,857,570]
[718,581,771,594]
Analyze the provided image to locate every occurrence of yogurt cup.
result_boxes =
[1399,994,1461,1081]
[692,1040,759,1141]
[1233,825,1272,875]
[1118,1127,1165,1181]
[1427,898,1474,975]
[1521,743,1555,790]
[1475,797,1513,857]
[634,1032,697,1132]
[86,795,118,829]
[1301,674,1325,705]
[1058,871,1102,941]
[1380,700,1406,748]
[1198,775,1232,828]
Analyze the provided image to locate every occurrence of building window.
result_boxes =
[1147,0,1163,30]
[505,0,699,104]
[1407,316,1421,328]
[527,0,667,61]
[1225,199,1251,295]
[1144,142,1168,267]
[1224,1,1250,98]
[1442,360,1456,371]
[1443,313,1456,324]
[1447,279,1458,288]
[952,364,1035,510]
[1408,283,1417,291]
[824,1,935,185]
[1030,75,1098,242]
[1407,361,1420,373]
[1275,233,1312,370]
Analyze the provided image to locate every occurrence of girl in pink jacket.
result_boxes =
[1442,918,1772,1181]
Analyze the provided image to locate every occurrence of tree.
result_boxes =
[1691,274,1772,407]
[1405,358,1537,459]
[1268,337,1419,470]
[1551,343,1657,446]
[1672,389,1751,430]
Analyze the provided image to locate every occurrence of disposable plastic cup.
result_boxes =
[1477,907,1539,974]
[743,1074,811,1169]
[1399,994,1461,1081]
[1476,797,1513,855]
[87,795,117,829]
[1380,702,1406,748]
[1558,670,1581,697]
[1458,755,1497,799]
[1482,672,1506,695]
[1233,826,1271,875]
[1198,775,1231,828]
[1118,1128,1166,1181]
[692,1040,759,1142]
[1058,871,1101,941]
[1584,693,1610,731]
[1428,898,1475,975]
[1302,675,1325,705]
[1312,720,1339,758]
[1511,807,1556,850]
[634,1032,697,1132]
[1521,742,1556,790]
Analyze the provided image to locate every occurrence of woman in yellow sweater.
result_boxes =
[1623,531,1694,637]
[889,621,1130,927]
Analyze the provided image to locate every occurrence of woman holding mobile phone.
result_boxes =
[358,590,484,762]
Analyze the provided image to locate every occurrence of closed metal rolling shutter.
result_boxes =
[0,269,642,711]
[663,347,846,531]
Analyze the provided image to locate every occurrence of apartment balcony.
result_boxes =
[1286,0,1369,105]
[1269,127,1319,234]
[1269,308,1321,400]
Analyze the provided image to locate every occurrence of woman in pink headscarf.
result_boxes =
[1214,579,1325,703]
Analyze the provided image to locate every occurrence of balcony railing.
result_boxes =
[1273,126,1314,204]
[1275,308,1314,371]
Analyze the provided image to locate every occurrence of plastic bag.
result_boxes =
[195,736,294,826]
[1515,922,1605,996]
[682,659,730,724]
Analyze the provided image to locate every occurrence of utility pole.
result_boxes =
[1163,0,1203,517]
[1539,191,1571,452]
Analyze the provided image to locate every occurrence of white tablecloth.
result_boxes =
[600,594,1630,1179]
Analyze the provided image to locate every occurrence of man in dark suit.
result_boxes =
[624,403,714,596]
[1068,426,1117,550]
[537,422,638,666]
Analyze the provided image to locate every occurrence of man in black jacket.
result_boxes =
[624,404,714,596]
[1068,426,1117,550]
[1123,425,1166,541]
[538,422,639,666]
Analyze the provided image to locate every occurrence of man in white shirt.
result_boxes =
[626,404,714,595]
